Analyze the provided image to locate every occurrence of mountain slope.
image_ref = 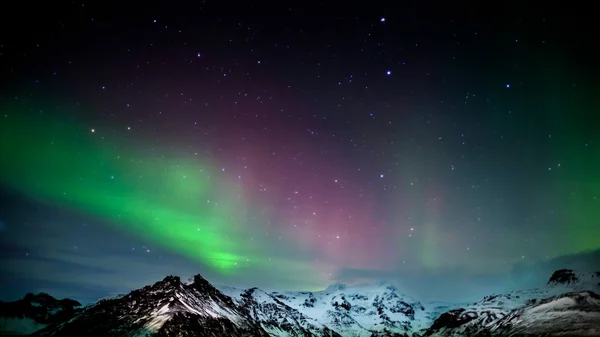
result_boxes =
[488,291,600,336]
[32,275,270,337]
[270,282,439,337]
[422,270,600,337]
[2,268,599,337]
[220,286,341,337]
[0,293,81,336]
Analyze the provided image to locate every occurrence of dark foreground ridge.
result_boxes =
[0,293,82,336]
[0,269,598,336]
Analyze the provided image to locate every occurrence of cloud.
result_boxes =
[0,239,323,303]
[334,266,507,302]
[3,210,599,306]
[0,241,217,304]
[506,248,600,288]
[334,248,600,303]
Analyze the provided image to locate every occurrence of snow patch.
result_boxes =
[144,314,170,332]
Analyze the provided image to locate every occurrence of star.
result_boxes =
[1,6,596,307]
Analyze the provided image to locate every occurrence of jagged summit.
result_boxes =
[30,273,269,337]
[190,273,210,285]
[222,286,342,337]
[189,273,222,293]
[20,293,80,308]
[2,268,599,337]
[156,275,181,288]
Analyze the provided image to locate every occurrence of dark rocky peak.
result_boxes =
[189,273,215,291]
[32,273,271,337]
[4,292,82,312]
[134,275,182,295]
[241,287,259,298]
[423,308,469,335]
[0,292,83,334]
[18,292,81,309]
[185,274,238,308]
[150,275,180,290]
[547,269,579,285]
[159,274,181,286]
[23,292,53,305]
[127,275,181,299]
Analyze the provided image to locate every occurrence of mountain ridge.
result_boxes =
[0,269,598,336]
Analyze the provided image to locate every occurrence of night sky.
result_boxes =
[1,2,599,304]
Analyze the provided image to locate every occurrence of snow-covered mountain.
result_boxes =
[422,269,600,336]
[31,275,270,337]
[220,286,341,337]
[1,268,598,337]
[0,293,81,336]
[266,282,442,337]
[487,291,600,336]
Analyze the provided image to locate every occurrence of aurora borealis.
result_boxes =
[1,2,599,303]
[0,107,263,272]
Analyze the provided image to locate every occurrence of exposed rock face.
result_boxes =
[31,275,270,337]
[487,291,600,336]
[422,270,600,337]
[223,286,342,337]
[547,269,579,286]
[3,268,600,337]
[271,282,430,337]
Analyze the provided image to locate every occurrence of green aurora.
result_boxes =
[0,102,275,273]
[1,92,599,285]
